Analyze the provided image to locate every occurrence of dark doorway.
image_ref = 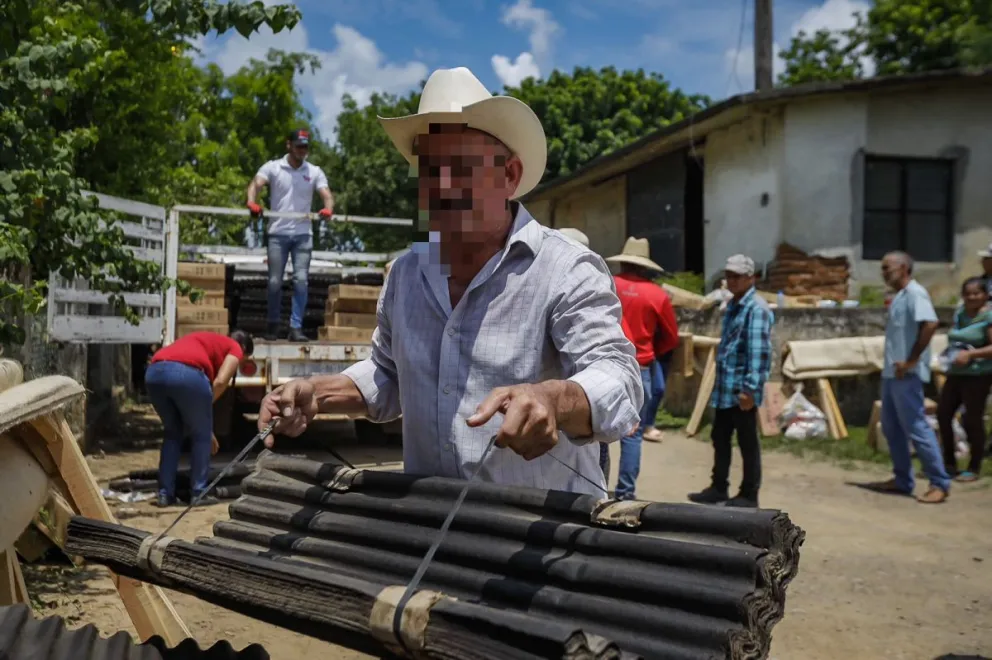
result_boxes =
[684,152,705,273]
[625,148,705,274]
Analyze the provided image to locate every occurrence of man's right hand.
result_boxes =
[247,202,263,217]
[258,379,318,447]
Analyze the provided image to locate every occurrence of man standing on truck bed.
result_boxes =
[256,67,643,496]
[247,128,335,343]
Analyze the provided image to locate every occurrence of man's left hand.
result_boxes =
[738,391,755,411]
[318,208,333,218]
[894,360,916,379]
[466,384,558,460]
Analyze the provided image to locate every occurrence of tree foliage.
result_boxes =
[0,0,300,343]
[778,0,992,86]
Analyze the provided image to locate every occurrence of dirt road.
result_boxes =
[24,430,992,660]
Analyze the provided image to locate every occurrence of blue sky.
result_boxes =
[195,0,869,141]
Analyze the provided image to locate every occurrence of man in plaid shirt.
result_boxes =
[689,254,774,508]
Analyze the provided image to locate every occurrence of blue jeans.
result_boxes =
[267,234,312,329]
[643,355,671,428]
[881,376,952,493]
[600,366,652,500]
[145,361,214,500]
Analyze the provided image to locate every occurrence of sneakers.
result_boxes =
[263,323,280,341]
[688,486,729,505]
[288,327,309,342]
[154,494,177,508]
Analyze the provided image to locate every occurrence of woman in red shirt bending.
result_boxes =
[146,330,253,507]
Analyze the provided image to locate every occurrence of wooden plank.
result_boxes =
[686,347,716,437]
[52,289,161,308]
[175,307,228,325]
[757,382,786,437]
[823,381,849,439]
[318,326,375,343]
[866,400,882,450]
[25,413,190,645]
[0,548,28,606]
[325,312,377,329]
[816,379,841,440]
[15,525,53,563]
[677,333,694,378]
[49,316,163,344]
[81,190,167,220]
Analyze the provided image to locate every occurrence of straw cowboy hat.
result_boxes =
[605,237,665,273]
[378,67,548,199]
[558,227,590,247]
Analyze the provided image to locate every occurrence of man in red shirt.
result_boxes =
[602,237,679,499]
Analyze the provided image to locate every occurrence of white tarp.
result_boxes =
[782,335,948,380]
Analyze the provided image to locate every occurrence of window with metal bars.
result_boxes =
[862,155,954,262]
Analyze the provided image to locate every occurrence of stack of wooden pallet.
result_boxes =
[763,243,850,300]
[318,284,380,343]
[176,262,229,338]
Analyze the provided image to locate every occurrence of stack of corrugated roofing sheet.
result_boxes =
[0,604,269,660]
[66,451,805,660]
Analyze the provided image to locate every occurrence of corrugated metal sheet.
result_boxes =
[0,604,270,660]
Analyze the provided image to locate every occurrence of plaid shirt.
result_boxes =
[710,287,774,410]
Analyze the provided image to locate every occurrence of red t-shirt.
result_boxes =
[613,273,680,367]
[150,332,243,382]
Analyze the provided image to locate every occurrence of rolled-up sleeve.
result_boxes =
[341,270,402,423]
[549,252,643,444]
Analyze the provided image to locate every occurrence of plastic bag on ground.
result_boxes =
[779,384,828,440]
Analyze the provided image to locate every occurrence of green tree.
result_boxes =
[778,0,992,86]
[0,0,301,344]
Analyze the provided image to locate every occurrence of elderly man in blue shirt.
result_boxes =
[689,254,774,509]
[254,67,643,496]
[870,251,951,504]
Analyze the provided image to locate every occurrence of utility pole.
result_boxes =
[754,0,773,91]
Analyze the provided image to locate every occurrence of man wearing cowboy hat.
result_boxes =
[602,237,679,499]
[688,254,774,509]
[255,67,643,496]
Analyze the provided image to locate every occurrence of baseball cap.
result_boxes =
[288,129,311,145]
[725,254,755,276]
[978,242,992,258]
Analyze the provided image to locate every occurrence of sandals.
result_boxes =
[917,487,949,504]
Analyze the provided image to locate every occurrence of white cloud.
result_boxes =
[491,53,541,87]
[491,0,560,87]
[723,0,871,93]
[196,23,427,141]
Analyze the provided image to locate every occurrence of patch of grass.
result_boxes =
[653,409,689,429]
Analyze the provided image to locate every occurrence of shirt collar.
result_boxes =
[729,286,757,310]
[414,202,543,275]
[279,155,306,171]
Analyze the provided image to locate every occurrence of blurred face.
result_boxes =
[286,140,309,163]
[962,282,988,312]
[725,270,754,296]
[880,255,907,287]
[415,125,523,250]
[982,256,992,275]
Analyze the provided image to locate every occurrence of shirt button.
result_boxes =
[443,385,451,394]
[447,327,455,336]
[445,443,454,452]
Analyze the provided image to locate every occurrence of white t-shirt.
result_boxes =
[255,156,330,236]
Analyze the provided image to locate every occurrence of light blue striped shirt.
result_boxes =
[342,204,642,496]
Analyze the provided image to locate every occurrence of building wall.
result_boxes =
[540,176,628,258]
[701,111,786,286]
[778,85,992,300]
